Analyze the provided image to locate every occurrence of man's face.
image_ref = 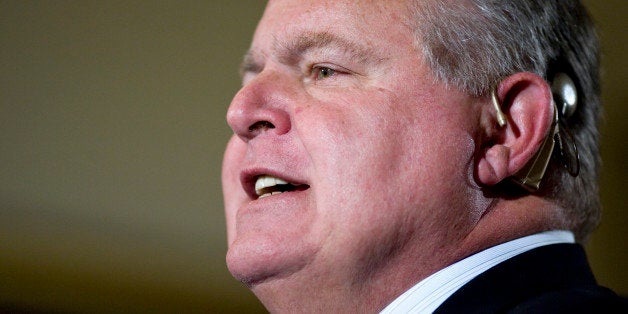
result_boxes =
[223,0,484,291]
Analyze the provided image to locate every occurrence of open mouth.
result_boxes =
[254,175,309,199]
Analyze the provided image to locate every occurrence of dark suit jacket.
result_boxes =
[434,244,627,313]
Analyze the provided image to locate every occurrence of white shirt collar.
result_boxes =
[380,230,575,314]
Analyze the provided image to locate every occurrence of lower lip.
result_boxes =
[235,188,311,234]
[254,188,308,202]
[257,186,309,200]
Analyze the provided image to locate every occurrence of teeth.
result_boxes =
[258,191,283,199]
[255,175,289,198]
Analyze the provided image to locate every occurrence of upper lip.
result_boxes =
[240,168,309,200]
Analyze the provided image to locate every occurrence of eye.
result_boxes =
[313,66,337,80]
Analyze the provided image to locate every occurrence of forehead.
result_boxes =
[251,0,414,55]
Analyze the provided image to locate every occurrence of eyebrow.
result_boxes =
[239,31,382,77]
[240,50,264,78]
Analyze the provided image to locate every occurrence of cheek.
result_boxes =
[317,107,476,216]
[295,96,414,219]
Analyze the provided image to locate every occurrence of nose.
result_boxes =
[226,71,292,142]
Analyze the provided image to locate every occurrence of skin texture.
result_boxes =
[222,0,564,312]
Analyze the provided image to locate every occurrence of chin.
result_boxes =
[226,235,314,287]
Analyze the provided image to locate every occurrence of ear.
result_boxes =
[476,73,555,186]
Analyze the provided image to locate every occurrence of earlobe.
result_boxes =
[476,73,554,187]
[477,144,510,186]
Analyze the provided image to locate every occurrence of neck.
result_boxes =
[455,195,567,261]
[252,195,566,313]
[251,240,462,313]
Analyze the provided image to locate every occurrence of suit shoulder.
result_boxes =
[510,285,628,313]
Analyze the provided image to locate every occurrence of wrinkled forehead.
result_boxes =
[251,0,414,55]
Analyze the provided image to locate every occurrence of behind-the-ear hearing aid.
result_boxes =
[491,73,579,191]
[511,102,559,191]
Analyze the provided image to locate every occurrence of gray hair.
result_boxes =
[409,0,601,242]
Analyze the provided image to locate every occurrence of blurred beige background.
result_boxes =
[0,1,625,313]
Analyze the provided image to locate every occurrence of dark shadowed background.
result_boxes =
[1,1,625,313]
